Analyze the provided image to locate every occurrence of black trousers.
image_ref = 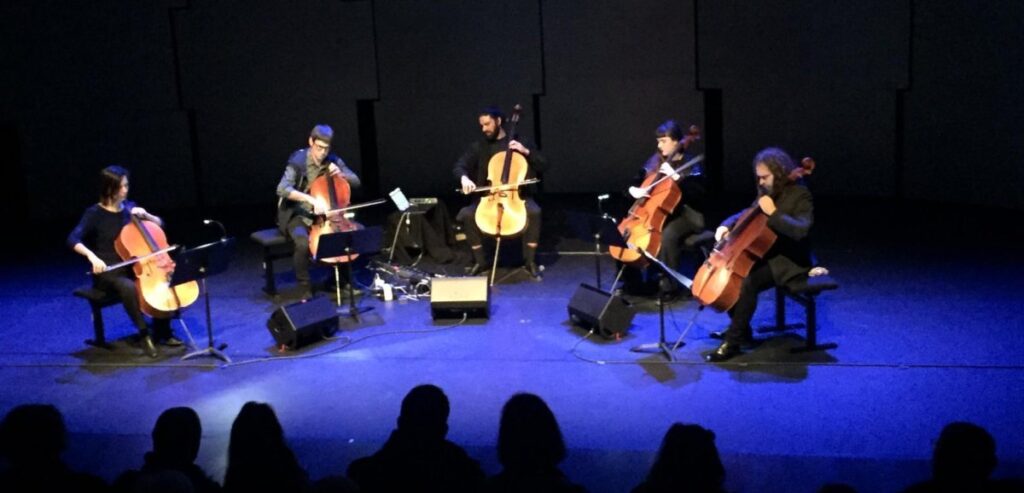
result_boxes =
[458,198,541,252]
[723,262,776,344]
[658,206,705,274]
[285,216,356,287]
[621,206,704,293]
[93,268,171,338]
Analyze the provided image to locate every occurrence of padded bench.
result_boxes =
[73,286,122,348]
[250,228,294,295]
[761,274,839,353]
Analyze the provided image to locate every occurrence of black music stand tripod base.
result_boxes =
[171,239,233,364]
[316,227,382,321]
[627,248,695,362]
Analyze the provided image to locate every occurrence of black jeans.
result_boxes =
[723,262,776,344]
[621,206,704,294]
[458,198,541,254]
[659,205,704,274]
[93,268,171,338]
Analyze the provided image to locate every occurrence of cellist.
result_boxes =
[276,124,361,299]
[454,106,547,277]
[706,147,814,362]
[619,120,706,298]
[67,165,181,358]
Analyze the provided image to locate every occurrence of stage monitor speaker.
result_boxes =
[267,296,339,349]
[430,276,489,319]
[567,283,635,338]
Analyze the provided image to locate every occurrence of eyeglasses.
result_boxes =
[312,142,330,152]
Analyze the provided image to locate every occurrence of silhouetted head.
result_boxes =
[932,421,997,483]
[818,483,858,493]
[397,384,450,442]
[225,401,305,491]
[0,404,67,466]
[497,393,566,472]
[645,423,724,492]
[152,407,202,465]
[229,402,286,461]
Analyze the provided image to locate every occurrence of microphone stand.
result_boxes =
[594,194,610,287]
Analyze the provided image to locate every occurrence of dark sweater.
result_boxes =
[67,201,135,265]
[453,136,548,196]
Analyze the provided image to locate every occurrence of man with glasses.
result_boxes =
[277,124,361,298]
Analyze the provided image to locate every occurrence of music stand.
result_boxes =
[629,247,697,362]
[315,226,383,319]
[171,238,234,363]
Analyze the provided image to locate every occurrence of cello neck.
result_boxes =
[130,215,160,253]
[325,169,340,209]
[500,104,523,184]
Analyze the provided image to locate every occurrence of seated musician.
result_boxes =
[706,147,814,362]
[621,120,706,297]
[67,165,181,358]
[454,106,548,277]
[276,124,361,298]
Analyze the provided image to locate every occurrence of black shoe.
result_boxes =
[709,330,756,348]
[160,336,184,347]
[141,336,159,359]
[466,263,487,276]
[524,261,541,279]
[705,341,742,362]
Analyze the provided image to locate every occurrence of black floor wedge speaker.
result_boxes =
[567,283,635,338]
[267,296,339,349]
[430,276,489,319]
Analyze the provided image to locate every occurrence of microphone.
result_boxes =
[203,219,228,240]
[597,194,610,201]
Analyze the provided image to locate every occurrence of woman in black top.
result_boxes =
[67,165,180,358]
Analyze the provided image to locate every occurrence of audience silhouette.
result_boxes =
[902,421,1024,493]
[632,423,726,493]
[482,392,587,493]
[5,397,1023,493]
[113,406,220,493]
[347,383,485,493]
[817,483,857,493]
[0,403,108,493]
[223,401,310,493]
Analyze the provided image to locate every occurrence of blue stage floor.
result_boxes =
[1,198,1022,492]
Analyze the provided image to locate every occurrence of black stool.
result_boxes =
[250,228,294,295]
[73,286,121,348]
[761,274,839,353]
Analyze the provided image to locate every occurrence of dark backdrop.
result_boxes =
[3,0,1022,228]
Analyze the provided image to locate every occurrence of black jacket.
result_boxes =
[722,183,814,286]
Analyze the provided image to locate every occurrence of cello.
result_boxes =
[473,103,530,239]
[690,157,816,311]
[307,171,386,263]
[114,213,199,317]
[608,125,702,266]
